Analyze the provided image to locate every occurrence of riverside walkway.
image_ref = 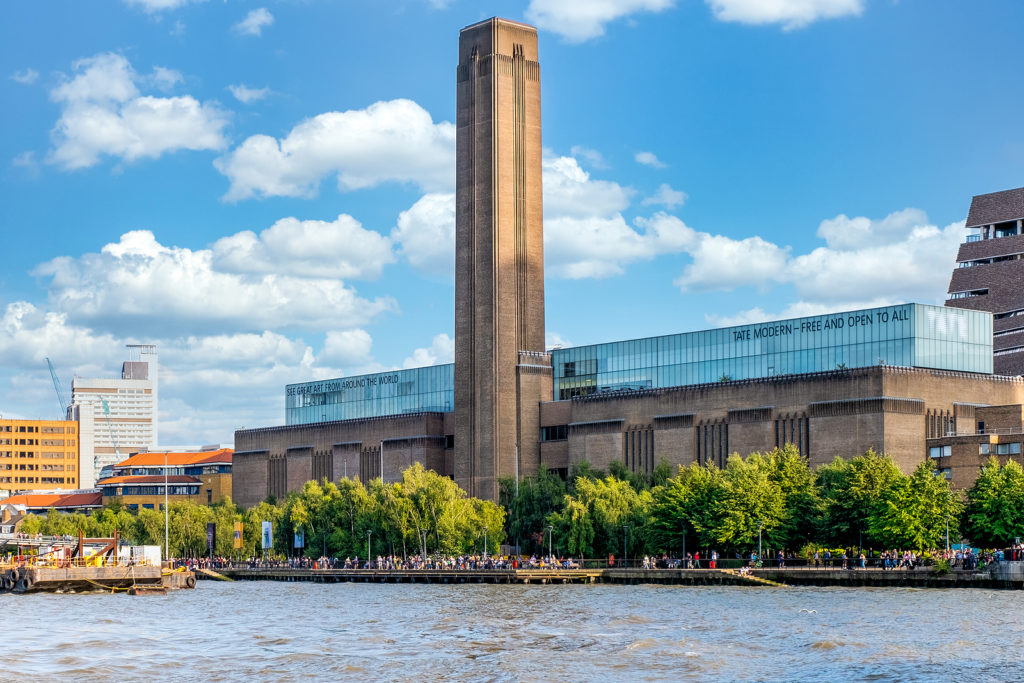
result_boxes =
[199,566,1024,589]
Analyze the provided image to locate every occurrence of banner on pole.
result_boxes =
[233,521,243,549]
[261,521,273,549]
[206,522,216,551]
[294,528,305,549]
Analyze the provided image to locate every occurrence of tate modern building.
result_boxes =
[233,19,1024,506]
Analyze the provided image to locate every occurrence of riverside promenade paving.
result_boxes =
[199,566,1024,589]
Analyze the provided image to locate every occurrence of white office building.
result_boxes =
[70,345,158,486]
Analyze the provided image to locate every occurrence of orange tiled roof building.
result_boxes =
[96,448,232,511]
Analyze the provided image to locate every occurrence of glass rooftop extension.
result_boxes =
[286,303,993,424]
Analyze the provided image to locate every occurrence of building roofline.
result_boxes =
[460,17,536,33]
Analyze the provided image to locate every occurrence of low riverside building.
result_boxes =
[0,418,81,495]
[923,404,1024,488]
[97,448,232,510]
[0,490,102,516]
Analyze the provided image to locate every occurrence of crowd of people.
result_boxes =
[171,543,1024,572]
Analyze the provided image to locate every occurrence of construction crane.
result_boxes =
[45,357,69,419]
[101,398,122,463]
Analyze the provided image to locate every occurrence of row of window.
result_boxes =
[958,253,1024,268]
[103,485,199,496]
[0,476,71,484]
[0,425,73,434]
[930,443,1022,458]
[540,425,568,441]
[948,289,988,300]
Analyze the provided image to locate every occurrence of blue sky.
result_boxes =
[2,0,1022,445]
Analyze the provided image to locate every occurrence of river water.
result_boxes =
[5,582,1023,681]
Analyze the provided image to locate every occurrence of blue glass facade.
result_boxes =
[285,304,993,424]
[551,304,992,400]
[286,364,454,425]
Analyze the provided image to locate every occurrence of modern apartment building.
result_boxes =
[0,418,81,495]
[70,344,158,486]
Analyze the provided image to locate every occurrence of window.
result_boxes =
[938,468,952,479]
[996,443,1022,455]
[980,443,990,455]
[929,445,950,458]
[541,425,568,441]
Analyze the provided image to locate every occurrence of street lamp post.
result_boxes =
[622,524,630,568]
[483,526,488,557]
[758,519,764,561]
[546,525,553,564]
[367,530,373,568]
[164,450,169,563]
[421,529,427,558]
[945,515,950,552]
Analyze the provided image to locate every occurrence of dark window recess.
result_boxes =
[445,434,455,449]
[548,467,568,481]
[541,425,568,441]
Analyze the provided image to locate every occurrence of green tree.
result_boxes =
[402,462,476,555]
[500,468,566,553]
[868,461,963,549]
[647,463,725,554]
[763,444,822,548]
[552,476,651,559]
[713,453,785,550]
[962,457,1024,547]
[818,450,902,547]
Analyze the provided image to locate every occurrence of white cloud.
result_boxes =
[546,331,573,350]
[33,229,396,336]
[123,0,205,13]
[673,231,791,292]
[234,8,274,37]
[642,183,687,209]
[527,0,675,42]
[687,210,963,320]
[319,330,375,367]
[635,151,667,168]
[173,331,311,369]
[403,334,454,369]
[228,84,270,104]
[570,145,608,169]
[212,213,394,280]
[543,155,632,218]
[150,66,183,91]
[816,208,928,251]
[0,302,120,369]
[706,0,864,30]
[49,53,229,170]
[10,68,39,85]
[391,193,455,276]
[11,151,37,170]
[215,99,455,201]
[542,157,691,278]
[546,212,695,279]
[789,218,964,304]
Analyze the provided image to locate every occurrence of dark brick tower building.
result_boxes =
[946,187,1024,375]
